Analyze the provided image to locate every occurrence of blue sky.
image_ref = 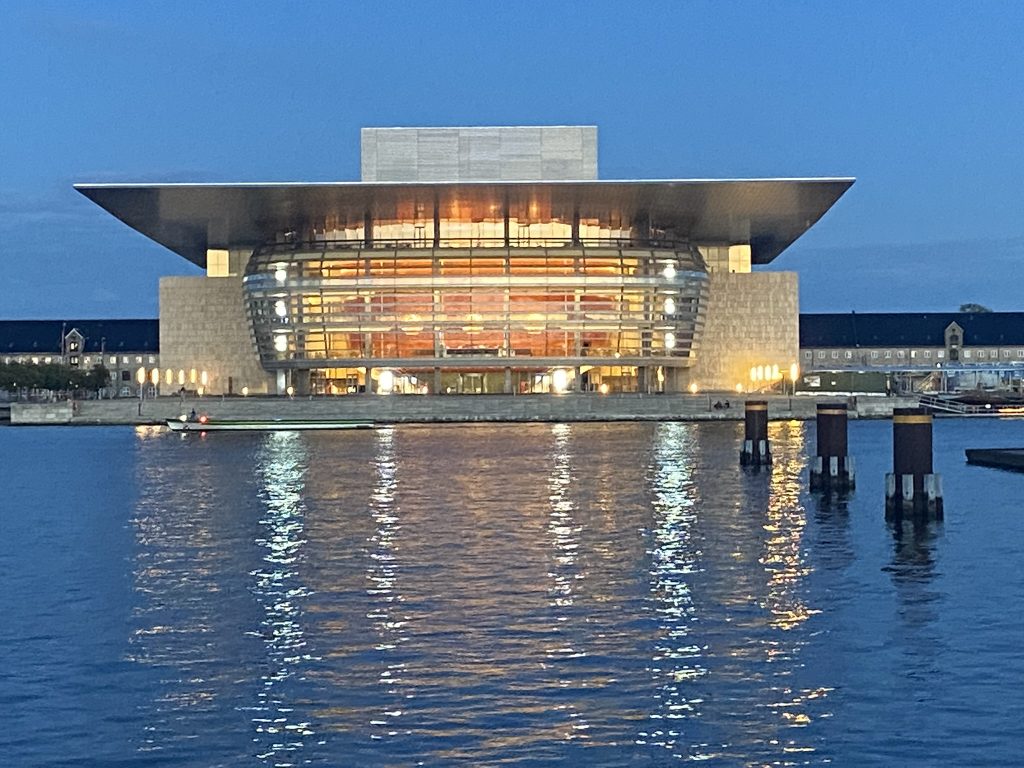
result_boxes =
[2,0,1022,317]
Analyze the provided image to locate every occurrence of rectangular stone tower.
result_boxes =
[360,126,598,182]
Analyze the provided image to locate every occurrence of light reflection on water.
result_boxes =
[5,419,1024,766]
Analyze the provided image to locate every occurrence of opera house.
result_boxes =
[76,126,852,396]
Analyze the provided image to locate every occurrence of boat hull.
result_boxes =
[166,419,374,432]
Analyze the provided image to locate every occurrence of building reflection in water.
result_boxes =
[641,422,706,758]
[249,431,317,765]
[544,423,590,741]
[127,431,237,758]
[759,420,828,758]
[364,426,411,742]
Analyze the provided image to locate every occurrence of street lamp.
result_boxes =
[136,366,146,415]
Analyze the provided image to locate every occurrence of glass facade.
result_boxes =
[245,236,709,394]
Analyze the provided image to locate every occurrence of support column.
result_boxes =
[810,403,855,491]
[885,408,943,518]
[364,367,375,394]
[433,367,442,394]
[294,370,310,397]
[504,367,512,395]
[740,400,771,466]
[276,370,287,395]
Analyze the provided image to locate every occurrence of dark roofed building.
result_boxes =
[800,312,1024,370]
[1,320,160,398]
[0,320,159,355]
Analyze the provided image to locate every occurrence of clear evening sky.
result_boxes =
[1,1,1022,318]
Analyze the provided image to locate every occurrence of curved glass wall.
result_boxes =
[244,242,708,392]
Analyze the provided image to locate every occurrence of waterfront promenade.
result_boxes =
[9,393,918,426]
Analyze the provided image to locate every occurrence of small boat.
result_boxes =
[166,417,374,433]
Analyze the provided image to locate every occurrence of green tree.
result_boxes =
[959,303,992,313]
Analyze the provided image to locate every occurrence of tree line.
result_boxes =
[0,362,111,393]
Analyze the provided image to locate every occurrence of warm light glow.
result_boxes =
[790,363,799,382]
[772,364,780,380]
[688,381,699,394]
[735,383,744,393]
[197,386,205,396]
[663,297,676,314]
[178,369,185,386]
[274,300,287,317]
[750,366,757,382]
[200,370,208,387]
[662,263,677,280]
[165,369,173,385]
[552,368,569,393]
[274,264,287,283]
[190,368,197,385]
[274,335,288,352]
[664,331,676,350]
[286,385,294,396]
[378,369,395,394]
[136,367,146,385]
[241,386,249,396]
[599,383,609,395]
[149,368,159,386]
[756,365,765,382]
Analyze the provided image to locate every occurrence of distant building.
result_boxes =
[800,312,1024,369]
[75,125,852,396]
[0,320,159,397]
[800,312,1024,392]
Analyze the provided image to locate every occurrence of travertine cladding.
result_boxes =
[160,276,274,394]
[689,272,799,391]
[361,126,598,181]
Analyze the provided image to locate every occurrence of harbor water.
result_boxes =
[2,419,1023,766]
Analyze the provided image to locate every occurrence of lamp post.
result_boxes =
[136,366,146,416]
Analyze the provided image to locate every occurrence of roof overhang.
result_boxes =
[74,178,854,268]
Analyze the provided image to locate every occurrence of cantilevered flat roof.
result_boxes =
[75,178,853,268]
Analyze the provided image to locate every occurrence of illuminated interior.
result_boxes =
[245,210,710,394]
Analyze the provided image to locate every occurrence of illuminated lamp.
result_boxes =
[378,369,395,394]
[551,368,569,393]
[664,332,676,350]
[274,300,287,318]
[689,381,699,394]
[274,335,288,352]
[663,297,676,315]
[149,368,159,386]
[136,367,146,385]
[662,263,677,280]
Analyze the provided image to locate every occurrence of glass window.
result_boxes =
[964,350,972,359]
[897,351,905,358]
[110,356,117,365]
[831,351,839,359]
[924,350,932,358]
[845,351,853,359]
[884,351,892,358]
[871,351,879,359]
[937,351,945,358]
[817,351,825,359]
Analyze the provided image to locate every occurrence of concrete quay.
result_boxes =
[9,393,920,426]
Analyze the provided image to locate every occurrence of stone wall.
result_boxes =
[688,272,799,391]
[159,277,274,395]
